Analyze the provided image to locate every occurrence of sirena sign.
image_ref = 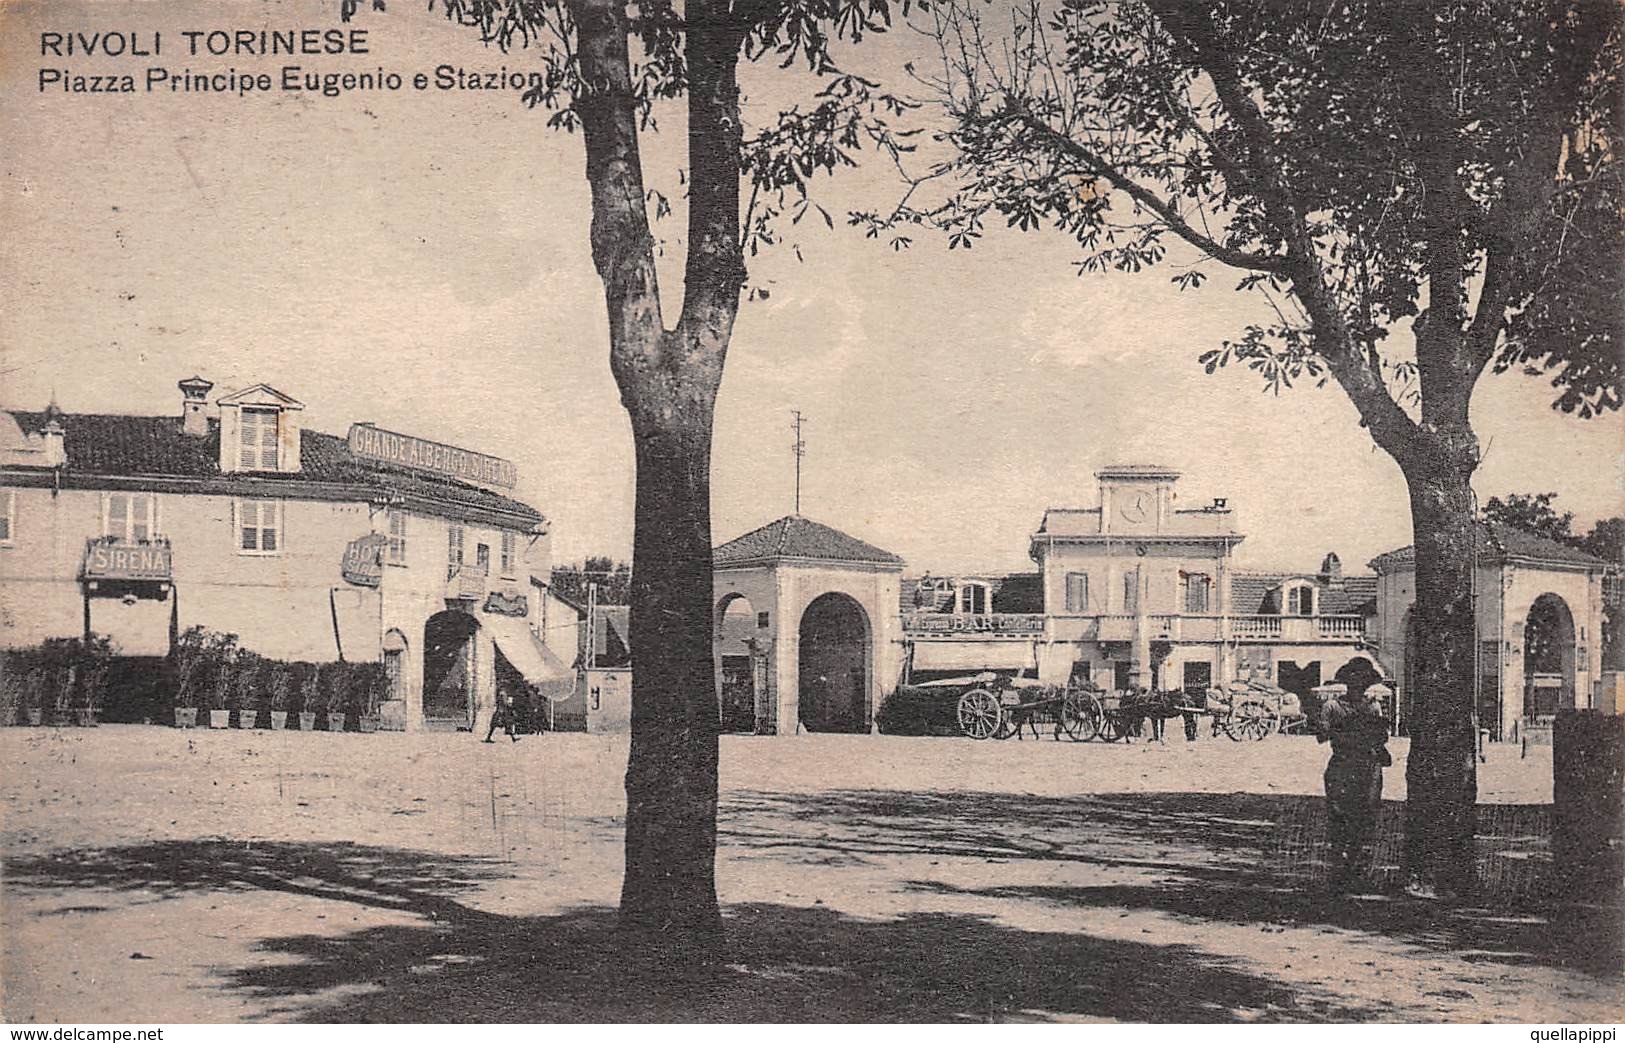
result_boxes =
[347,423,517,489]
[83,537,172,583]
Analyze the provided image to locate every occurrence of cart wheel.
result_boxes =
[1059,692,1100,742]
[1225,698,1274,742]
[957,688,1002,740]
[1097,708,1125,743]
[994,710,1020,740]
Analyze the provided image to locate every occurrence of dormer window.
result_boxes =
[240,408,280,470]
[1285,581,1316,616]
[957,581,989,615]
[216,384,303,475]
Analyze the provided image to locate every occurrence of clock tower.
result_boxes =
[1097,464,1182,534]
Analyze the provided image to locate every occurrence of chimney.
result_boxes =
[1320,551,1345,588]
[40,401,66,468]
[179,376,213,437]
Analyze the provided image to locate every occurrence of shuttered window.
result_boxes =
[240,408,279,470]
[237,499,281,554]
[1064,572,1089,612]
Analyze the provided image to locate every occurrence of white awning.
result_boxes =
[907,639,1040,673]
[485,612,574,698]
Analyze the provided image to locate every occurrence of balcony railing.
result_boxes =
[445,563,489,601]
[905,610,1366,643]
[1230,614,1366,642]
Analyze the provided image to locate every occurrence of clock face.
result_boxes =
[1120,490,1151,523]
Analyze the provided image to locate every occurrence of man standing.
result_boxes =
[1316,683,1393,892]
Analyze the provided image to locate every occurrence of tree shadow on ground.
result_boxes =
[719,789,1622,975]
[5,837,1399,1022]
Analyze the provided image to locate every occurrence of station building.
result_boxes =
[0,377,577,731]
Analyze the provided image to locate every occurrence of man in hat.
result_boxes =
[1315,682,1393,892]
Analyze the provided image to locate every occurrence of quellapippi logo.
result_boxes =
[1531,1030,1618,1042]
[36,26,545,97]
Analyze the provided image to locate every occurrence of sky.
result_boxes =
[2,0,1621,577]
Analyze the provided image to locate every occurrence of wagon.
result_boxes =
[1064,681,1292,742]
[953,675,1095,741]
[1200,680,1295,741]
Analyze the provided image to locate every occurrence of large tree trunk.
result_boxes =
[568,0,743,955]
[620,418,723,946]
[1399,457,1480,896]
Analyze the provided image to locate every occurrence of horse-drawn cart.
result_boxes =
[885,668,1296,743]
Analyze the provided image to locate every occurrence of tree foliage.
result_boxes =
[876,0,1621,894]
[1483,492,1576,543]
[868,0,1621,425]
[550,556,633,605]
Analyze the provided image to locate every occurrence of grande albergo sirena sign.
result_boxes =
[347,423,517,489]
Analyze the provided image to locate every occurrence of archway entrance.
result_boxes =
[424,610,479,729]
[716,593,760,733]
[1524,593,1576,717]
[798,592,869,733]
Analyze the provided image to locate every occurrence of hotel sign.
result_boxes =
[341,533,388,588]
[347,423,517,489]
[83,538,172,583]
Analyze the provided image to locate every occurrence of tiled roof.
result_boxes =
[1228,571,1378,616]
[6,411,542,523]
[713,515,903,567]
[1370,522,1607,571]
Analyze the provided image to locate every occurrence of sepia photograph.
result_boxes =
[0,0,1621,1028]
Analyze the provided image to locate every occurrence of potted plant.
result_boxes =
[323,664,349,731]
[71,636,112,727]
[47,665,74,728]
[22,668,45,727]
[268,664,291,731]
[235,654,263,729]
[356,663,384,733]
[206,633,239,729]
[0,665,22,726]
[295,664,319,732]
[171,626,205,728]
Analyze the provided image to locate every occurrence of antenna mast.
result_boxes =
[791,410,807,515]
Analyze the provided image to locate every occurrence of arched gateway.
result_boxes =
[712,515,903,736]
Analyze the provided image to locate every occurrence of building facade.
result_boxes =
[895,466,1380,701]
[0,377,574,731]
[1369,524,1610,740]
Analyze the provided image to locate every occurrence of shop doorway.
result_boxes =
[423,610,479,729]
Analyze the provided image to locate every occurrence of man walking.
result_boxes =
[1316,682,1393,892]
[484,690,520,743]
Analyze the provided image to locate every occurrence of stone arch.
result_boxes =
[716,591,761,733]
[1523,592,1577,717]
[797,592,871,733]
